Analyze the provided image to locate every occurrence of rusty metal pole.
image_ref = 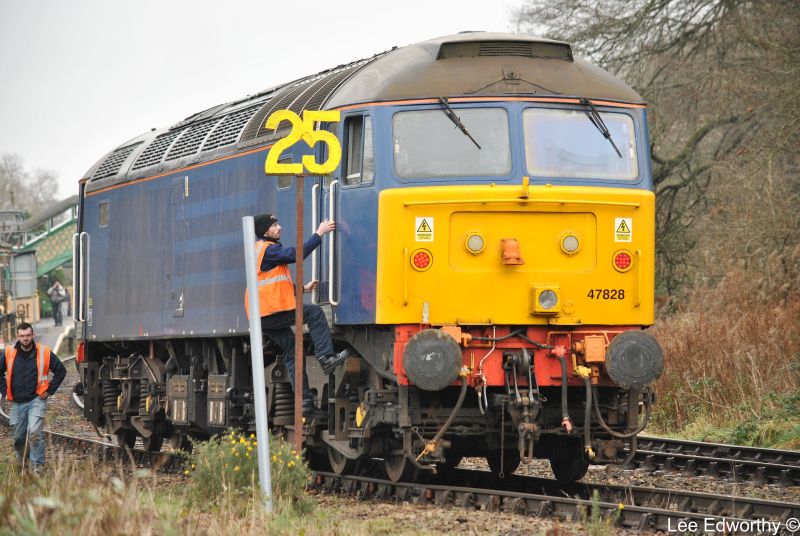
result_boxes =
[293,176,305,452]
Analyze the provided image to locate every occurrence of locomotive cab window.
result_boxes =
[343,115,374,185]
[523,108,638,180]
[393,107,510,179]
[98,200,109,228]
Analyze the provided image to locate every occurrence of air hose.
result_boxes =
[417,375,469,461]
[583,376,595,459]
[557,355,573,433]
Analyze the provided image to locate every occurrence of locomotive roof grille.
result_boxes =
[164,119,220,161]
[131,130,184,171]
[239,57,379,146]
[200,104,262,152]
[437,40,574,62]
[91,142,142,180]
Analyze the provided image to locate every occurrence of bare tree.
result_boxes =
[0,153,60,213]
[513,0,800,296]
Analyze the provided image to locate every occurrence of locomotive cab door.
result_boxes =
[317,113,374,323]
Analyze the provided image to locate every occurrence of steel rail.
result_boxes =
[636,436,800,466]
[18,429,800,533]
[310,471,795,533]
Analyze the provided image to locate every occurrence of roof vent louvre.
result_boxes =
[240,57,377,145]
[164,119,220,161]
[91,142,142,180]
[201,104,262,152]
[131,130,184,171]
[438,40,573,61]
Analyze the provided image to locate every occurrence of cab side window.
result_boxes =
[343,115,374,185]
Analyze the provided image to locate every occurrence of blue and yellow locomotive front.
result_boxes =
[329,95,662,480]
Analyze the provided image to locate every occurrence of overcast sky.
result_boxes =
[0,0,517,199]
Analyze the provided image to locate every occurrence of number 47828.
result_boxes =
[587,289,625,300]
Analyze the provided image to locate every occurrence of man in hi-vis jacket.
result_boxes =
[245,213,350,417]
[0,322,66,472]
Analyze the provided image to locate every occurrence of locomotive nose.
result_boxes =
[604,330,664,390]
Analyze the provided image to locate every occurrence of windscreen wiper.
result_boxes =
[580,98,622,158]
[438,97,481,149]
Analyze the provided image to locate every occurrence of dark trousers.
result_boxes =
[51,300,62,326]
[261,304,334,399]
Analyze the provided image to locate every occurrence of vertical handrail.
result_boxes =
[311,183,320,304]
[634,249,642,308]
[328,180,339,306]
[72,233,79,321]
[78,232,89,321]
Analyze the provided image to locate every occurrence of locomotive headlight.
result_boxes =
[531,285,561,315]
[538,290,558,310]
[465,233,485,255]
[560,233,580,255]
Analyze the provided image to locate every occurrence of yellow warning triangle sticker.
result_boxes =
[616,220,630,233]
[417,219,432,233]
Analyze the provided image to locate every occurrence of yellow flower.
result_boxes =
[295,454,300,460]
[191,464,196,469]
[250,433,255,438]
[253,441,257,447]
[245,453,250,458]
[288,461,295,468]
[184,470,189,475]
[231,448,236,454]
[272,455,277,462]
[247,446,253,452]
[240,437,246,444]
[234,466,240,471]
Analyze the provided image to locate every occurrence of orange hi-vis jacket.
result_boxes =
[245,239,297,319]
[4,344,51,401]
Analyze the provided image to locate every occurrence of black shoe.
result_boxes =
[319,348,352,376]
[301,398,326,421]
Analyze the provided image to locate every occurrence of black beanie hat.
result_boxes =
[254,213,277,237]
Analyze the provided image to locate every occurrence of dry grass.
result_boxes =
[650,269,800,446]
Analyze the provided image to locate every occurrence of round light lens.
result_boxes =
[613,251,632,272]
[561,234,579,254]
[411,249,432,271]
[538,290,558,310]
[466,233,484,254]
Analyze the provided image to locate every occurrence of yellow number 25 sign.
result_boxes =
[264,110,341,175]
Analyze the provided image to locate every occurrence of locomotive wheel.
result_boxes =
[327,446,361,475]
[549,449,590,484]
[116,429,137,449]
[384,453,418,482]
[486,449,520,477]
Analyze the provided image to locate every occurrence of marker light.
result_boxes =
[411,248,433,271]
[538,290,558,310]
[465,233,485,255]
[76,342,85,364]
[613,250,633,272]
[560,233,580,255]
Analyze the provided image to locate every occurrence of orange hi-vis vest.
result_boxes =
[5,344,51,401]
[245,239,297,319]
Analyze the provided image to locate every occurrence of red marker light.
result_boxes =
[410,249,432,271]
[613,250,632,272]
[76,342,85,364]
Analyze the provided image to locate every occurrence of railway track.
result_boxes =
[25,428,800,533]
[629,436,800,486]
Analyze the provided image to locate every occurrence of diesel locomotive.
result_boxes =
[74,32,663,483]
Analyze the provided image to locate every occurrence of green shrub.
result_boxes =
[185,429,314,515]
